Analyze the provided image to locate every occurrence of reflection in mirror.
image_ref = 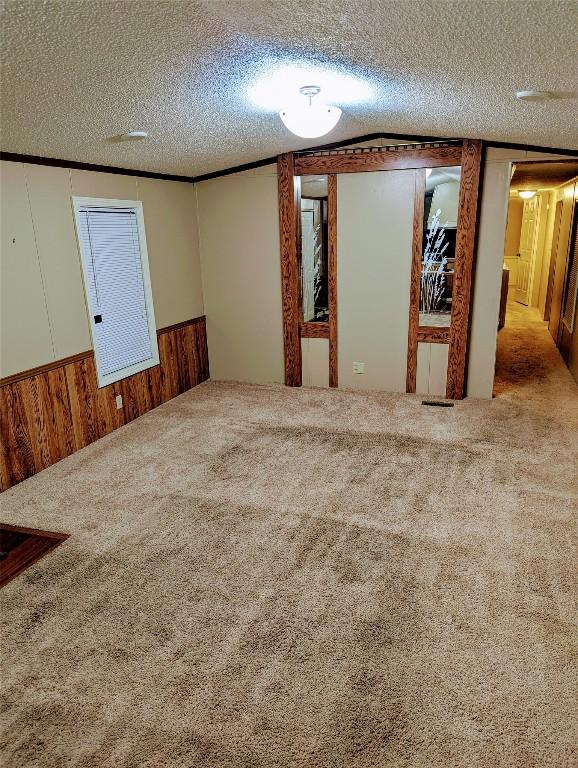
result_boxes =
[301,175,328,322]
[419,166,461,327]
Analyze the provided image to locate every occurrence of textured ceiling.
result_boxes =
[2,0,577,177]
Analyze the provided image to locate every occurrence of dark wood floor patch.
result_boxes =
[0,523,69,587]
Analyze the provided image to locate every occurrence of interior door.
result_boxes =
[544,200,563,322]
[558,209,578,361]
[549,197,577,345]
[514,197,540,305]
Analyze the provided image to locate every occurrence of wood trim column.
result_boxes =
[278,153,302,386]
[406,168,426,392]
[328,174,338,387]
[446,139,484,399]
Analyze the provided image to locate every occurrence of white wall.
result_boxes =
[416,343,449,396]
[337,170,414,392]
[0,161,204,378]
[195,165,284,384]
[0,162,55,375]
[137,177,204,329]
[301,338,329,388]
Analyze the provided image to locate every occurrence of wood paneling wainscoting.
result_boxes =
[0,316,209,491]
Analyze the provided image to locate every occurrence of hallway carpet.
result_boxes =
[1,306,577,767]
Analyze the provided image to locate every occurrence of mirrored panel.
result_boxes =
[419,166,461,327]
[301,175,328,322]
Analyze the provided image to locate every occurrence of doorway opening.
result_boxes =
[494,160,578,395]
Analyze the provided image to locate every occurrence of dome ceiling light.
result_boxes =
[518,190,537,199]
[118,131,148,141]
[279,85,342,139]
[515,90,553,102]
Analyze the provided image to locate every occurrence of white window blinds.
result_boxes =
[74,201,159,387]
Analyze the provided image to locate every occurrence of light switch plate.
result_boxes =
[115,394,123,410]
[352,362,365,374]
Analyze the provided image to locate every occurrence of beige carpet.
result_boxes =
[1,304,577,768]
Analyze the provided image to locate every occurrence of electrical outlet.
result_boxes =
[352,362,365,374]
[115,394,123,410]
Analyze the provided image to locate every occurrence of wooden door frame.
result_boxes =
[327,174,338,387]
[277,153,302,386]
[296,176,338,385]
[557,199,578,358]
[544,199,564,322]
[406,139,484,398]
[278,139,483,398]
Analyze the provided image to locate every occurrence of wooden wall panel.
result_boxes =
[417,327,450,343]
[300,322,329,339]
[65,356,106,448]
[120,370,152,424]
[158,330,180,402]
[295,144,463,176]
[1,383,36,486]
[328,174,338,388]
[406,168,426,392]
[277,153,302,386]
[0,316,209,491]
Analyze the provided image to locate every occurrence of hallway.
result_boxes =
[494,300,578,402]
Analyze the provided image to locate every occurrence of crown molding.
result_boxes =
[2,135,577,186]
[0,152,195,183]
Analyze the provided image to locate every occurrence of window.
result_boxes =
[72,198,159,387]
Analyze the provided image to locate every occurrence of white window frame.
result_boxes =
[72,197,159,388]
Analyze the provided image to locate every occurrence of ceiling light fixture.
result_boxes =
[518,190,537,199]
[515,90,553,102]
[279,85,342,138]
[118,131,148,141]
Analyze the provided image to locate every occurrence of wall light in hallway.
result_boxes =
[518,190,537,199]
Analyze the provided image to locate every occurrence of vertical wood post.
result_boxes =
[328,174,338,387]
[406,168,426,392]
[277,153,302,386]
[446,139,484,399]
